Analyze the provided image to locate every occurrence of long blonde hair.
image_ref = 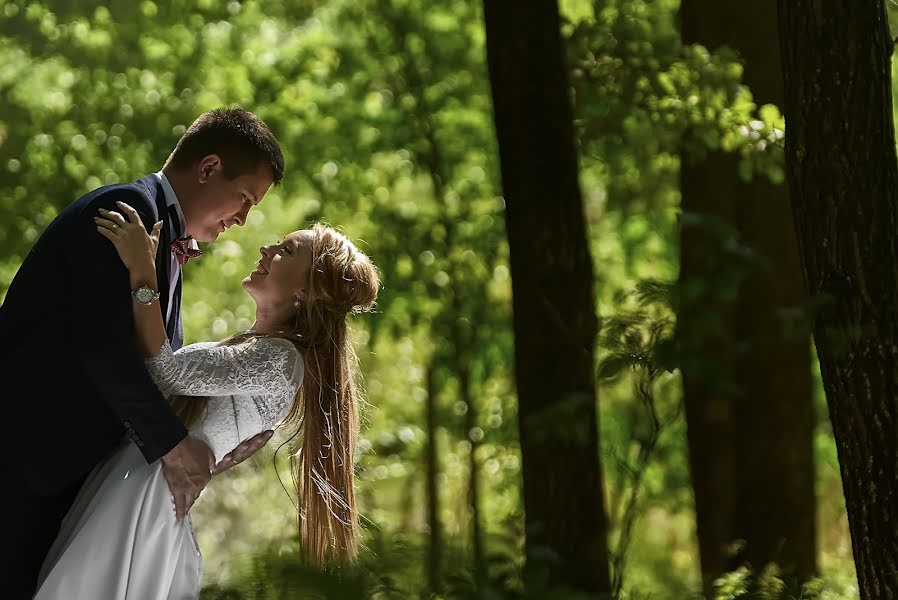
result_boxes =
[171,223,380,568]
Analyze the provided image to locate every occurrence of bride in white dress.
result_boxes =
[34,201,380,599]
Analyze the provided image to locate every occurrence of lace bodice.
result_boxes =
[145,337,304,462]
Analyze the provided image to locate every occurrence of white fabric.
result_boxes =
[146,338,304,463]
[34,337,304,600]
[168,252,180,328]
[34,442,203,600]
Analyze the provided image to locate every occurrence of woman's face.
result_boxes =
[242,230,314,309]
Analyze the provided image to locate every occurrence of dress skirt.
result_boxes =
[34,439,202,599]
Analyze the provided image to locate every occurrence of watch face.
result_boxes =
[136,287,155,304]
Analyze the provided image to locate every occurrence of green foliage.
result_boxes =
[709,564,857,600]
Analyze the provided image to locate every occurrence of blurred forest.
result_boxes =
[2,0,897,598]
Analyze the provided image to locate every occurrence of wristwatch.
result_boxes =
[131,285,161,305]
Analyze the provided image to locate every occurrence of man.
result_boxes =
[0,107,285,598]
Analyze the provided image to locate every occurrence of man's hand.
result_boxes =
[161,436,214,520]
[212,430,274,475]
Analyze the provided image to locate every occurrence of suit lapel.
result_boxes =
[140,175,178,345]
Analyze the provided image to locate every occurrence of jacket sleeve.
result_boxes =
[63,187,188,463]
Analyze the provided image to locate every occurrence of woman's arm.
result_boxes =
[146,337,302,398]
[95,200,167,358]
[97,202,302,400]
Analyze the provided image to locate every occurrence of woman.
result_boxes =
[34,201,379,599]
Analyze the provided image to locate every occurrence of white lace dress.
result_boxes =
[33,337,303,600]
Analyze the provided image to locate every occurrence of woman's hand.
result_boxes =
[96,201,163,277]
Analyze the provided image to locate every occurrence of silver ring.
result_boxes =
[112,223,118,230]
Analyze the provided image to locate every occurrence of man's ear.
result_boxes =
[197,154,222,183]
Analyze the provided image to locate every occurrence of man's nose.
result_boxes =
[233,204,251,227]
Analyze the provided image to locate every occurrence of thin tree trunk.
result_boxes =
[778,1,898,597]
[459,363,486,587]
[368,0,489,583]
[424,362,443,593]
[483,0,611,593]
[679,0,816,587]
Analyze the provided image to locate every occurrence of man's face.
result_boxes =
[183,156,274,242]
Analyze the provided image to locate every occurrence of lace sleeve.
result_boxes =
[144,337,301,399]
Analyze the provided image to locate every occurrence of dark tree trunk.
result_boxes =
[424,362,443,593]
[678,151,739,586]
[731,179,816,583]
[483,0,611,594]
[679,0,816,588]
[778,1,898,597]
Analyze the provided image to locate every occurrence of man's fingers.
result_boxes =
[253,432,273,450]
[173,493,188,520]
[211,442,252,474]
[243,430,274,457]
[233,434,265,461]
[211,456,234,475]
[231,445,250,462]
[211,430,274,475]
[173,491,201,520]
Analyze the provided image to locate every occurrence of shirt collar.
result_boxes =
[154,171,187,238]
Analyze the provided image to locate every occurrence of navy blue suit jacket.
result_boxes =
[0,175,189,494]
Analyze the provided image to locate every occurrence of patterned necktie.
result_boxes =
[170,237,201,265]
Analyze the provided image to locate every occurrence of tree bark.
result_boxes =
[679,0,816,588]
[483,0,611,593]
[778,1,898,597]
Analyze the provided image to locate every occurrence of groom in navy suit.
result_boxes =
[0,107,284,598]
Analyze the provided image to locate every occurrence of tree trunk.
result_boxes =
[460,363,486,587]
[483,0,611,593]
[424,362,442,593]
[677,150,739,587]
[731,181,816,583]
[679,0,816,588]
[369,1,489,584]
[778,1,898,597]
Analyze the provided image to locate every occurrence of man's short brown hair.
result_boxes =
[166,107,285,185]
